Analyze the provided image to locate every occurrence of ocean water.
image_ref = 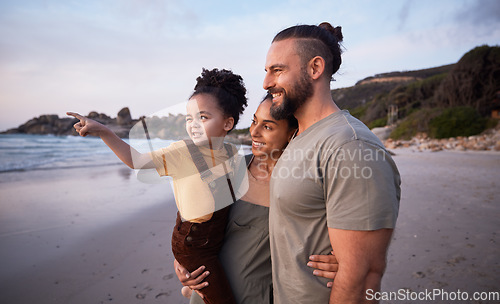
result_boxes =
[0,134,251,173]
[0,134,174,173]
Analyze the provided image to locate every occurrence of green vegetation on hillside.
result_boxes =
[337,45,500,139]
[389,108,441,140]
[357,64,455,84]
[428,107,489,139]
[434,45,500,116]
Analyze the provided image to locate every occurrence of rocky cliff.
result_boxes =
[2,107,252,144]
[2,107,180,139]
[2,114,79,136]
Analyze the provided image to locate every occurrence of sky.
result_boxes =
[1,0,499,132]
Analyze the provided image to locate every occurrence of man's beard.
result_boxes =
[269,70,313,120]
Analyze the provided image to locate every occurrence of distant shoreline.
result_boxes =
[0,109,252,145]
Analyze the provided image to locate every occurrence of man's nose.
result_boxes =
[263,72,274,90]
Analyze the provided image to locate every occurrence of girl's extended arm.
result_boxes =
[67,112,155,169]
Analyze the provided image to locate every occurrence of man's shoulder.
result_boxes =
[311,111,383,150]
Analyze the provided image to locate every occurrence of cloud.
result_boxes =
[111,0,202,36]
[2,0,500,132]
[455,0,500,25]
[398,0,413,30]
[0,0,278,130]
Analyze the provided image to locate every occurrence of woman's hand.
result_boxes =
[307,250,338,288]
[174,259,211,299]
[67,112,108,137]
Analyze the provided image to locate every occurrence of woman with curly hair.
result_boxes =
[67,68,249,304]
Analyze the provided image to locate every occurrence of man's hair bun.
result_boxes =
[319,22,343,43]
[272,22,344,78]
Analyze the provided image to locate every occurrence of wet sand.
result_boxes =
[0,150,498,303]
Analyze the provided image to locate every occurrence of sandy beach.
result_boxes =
[0,149,499,304]
[382,149,499,303]
[0,165,186,304]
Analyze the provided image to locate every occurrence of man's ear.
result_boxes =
[224,117,235,132]
[309,56,325,80]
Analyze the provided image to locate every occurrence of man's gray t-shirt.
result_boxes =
[269,110,401,304]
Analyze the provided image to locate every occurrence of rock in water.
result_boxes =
[117,107,132,126]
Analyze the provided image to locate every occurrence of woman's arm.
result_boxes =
[307,250,339,288]
[67,112,155,169]
[174,259,210,299]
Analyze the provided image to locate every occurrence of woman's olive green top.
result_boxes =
[190,199,272,304]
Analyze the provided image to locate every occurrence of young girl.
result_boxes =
[67,68,248,304]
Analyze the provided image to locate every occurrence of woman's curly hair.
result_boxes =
[191,68,248,132]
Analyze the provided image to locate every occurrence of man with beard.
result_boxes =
[263,23,401,303]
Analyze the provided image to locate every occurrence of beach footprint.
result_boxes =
[155,291,171,299]
[136,293,146,300]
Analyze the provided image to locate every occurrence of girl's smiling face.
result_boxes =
[185,93,234,147]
